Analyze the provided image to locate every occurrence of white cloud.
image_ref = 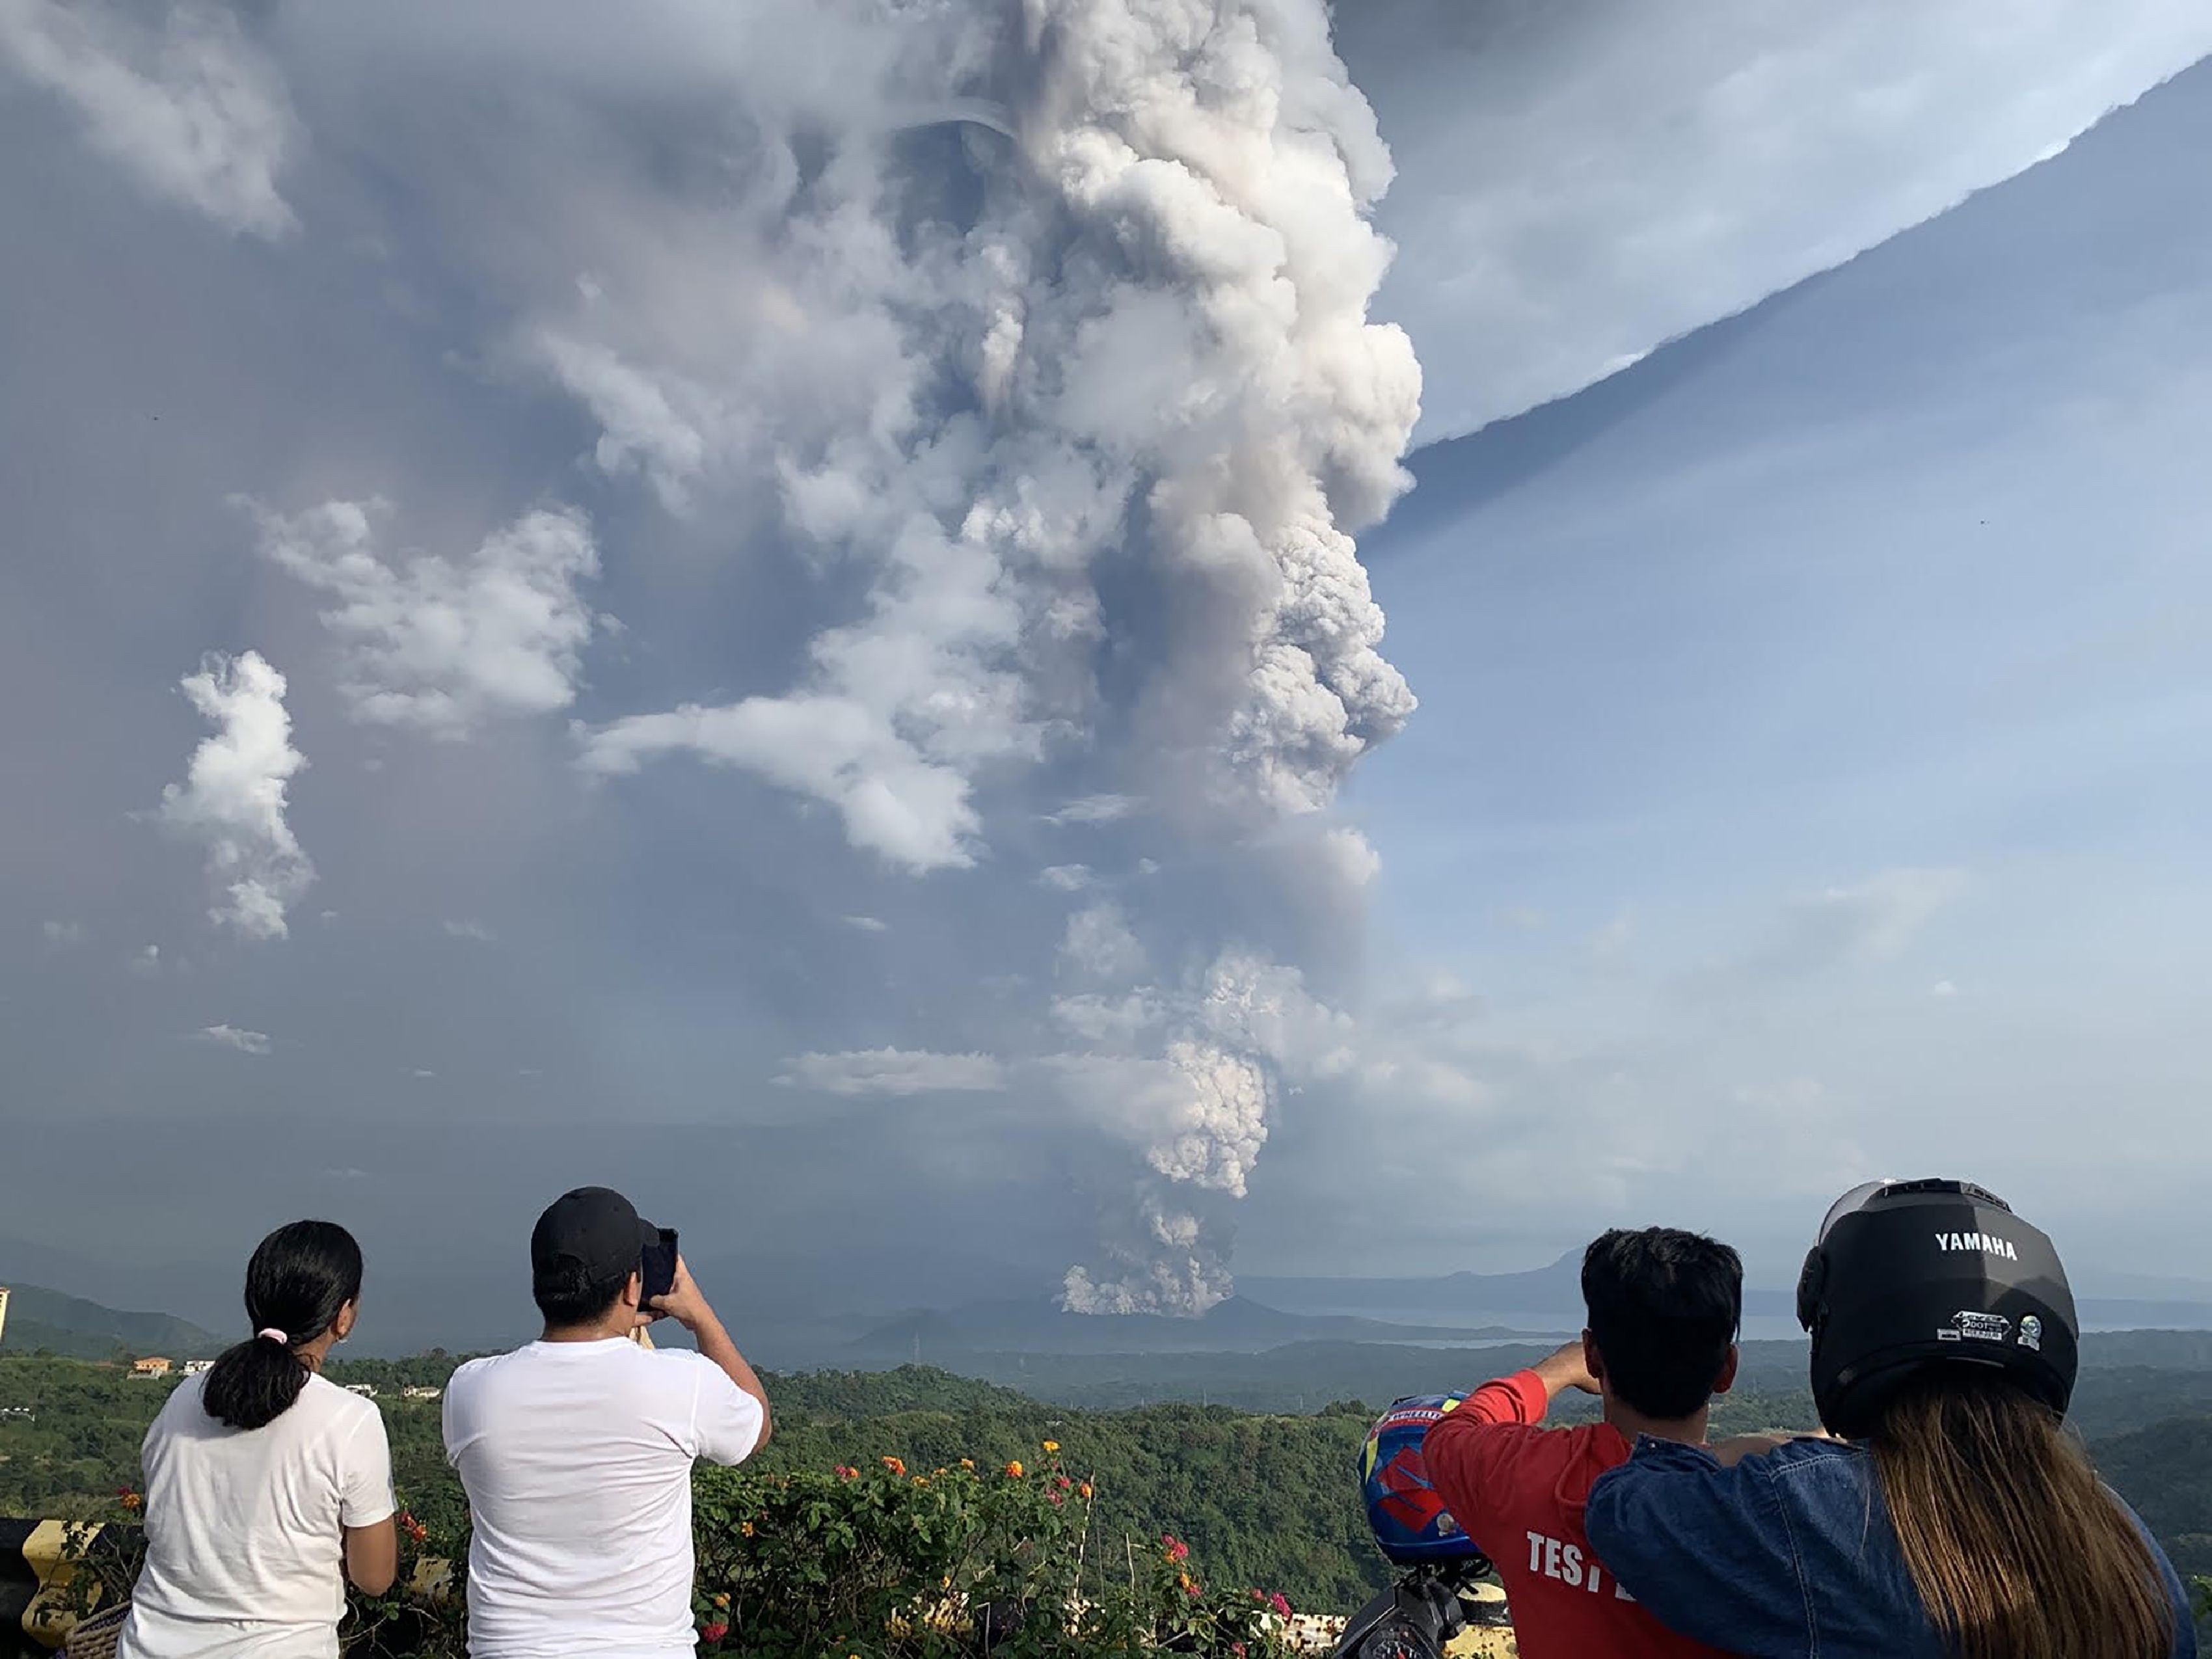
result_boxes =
[579,695,980,873]
[249,498,601,738]
[1037,865,1095,893]
[40,920,86,945]
[1049,794,1141,826]
[157,651,313,940]
[442,920,494,941]
[1051,990,1165,1045]
[0,0,297,237]
[776,1048,1010,1097]
[1348,0,2212,437]
[128,943,161,976]
[194,1023,271,1055]
[1058,902,1148,982]
[843,914,889,933]
[1932,978,1960,999]
[1317,826,1381,889]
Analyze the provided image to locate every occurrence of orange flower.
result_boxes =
[835,1465,859,1480]
[1078,1482,1093,1501]
[882,1455,907,1477]
[959,1458,975,1470]
[119,1492,143,1513]
[712,1593,730,1609]
[1005,1460,1025,1478]
[1178,1571,1198,1597]
[740,1522,755,1538]
[1042,1440,1059,1453]
[913,1476,930,1489]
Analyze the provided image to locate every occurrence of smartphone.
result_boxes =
[640,1227,679,1311]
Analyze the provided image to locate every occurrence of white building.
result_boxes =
[400,1385,442,1401]
[182,1359,214,1377]
[342,1383,377,1399]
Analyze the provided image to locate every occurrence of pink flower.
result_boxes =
[700,1620,730,1643]
[1163,1534,1189,1564]
[1269,1592,1293,1619]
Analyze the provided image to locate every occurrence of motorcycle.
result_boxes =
[1337,1394,1505,1659]
[1328,1556,1496,1659]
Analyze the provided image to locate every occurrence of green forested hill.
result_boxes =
[0,1285,227,1362]
[2083,1414,2212,1580]
[8,1353,2212,1617]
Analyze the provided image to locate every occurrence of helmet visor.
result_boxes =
[1816,1180,1893,1244]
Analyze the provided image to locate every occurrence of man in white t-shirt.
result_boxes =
[443,1187,772,1657]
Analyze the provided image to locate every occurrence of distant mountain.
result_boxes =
[1243,1254,1586,1318]
[1247,1258,2212,1334]
[848,1294,1555,1360]
[0,1282,229,1360]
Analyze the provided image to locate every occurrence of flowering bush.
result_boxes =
[56,1450,1295,1659]
[692,1445,1289,1659]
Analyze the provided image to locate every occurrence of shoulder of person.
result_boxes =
[446,1351,515,1387]
[304,1371,381,1422]
[645,1345,725,1379]
[1757,1436,1862,1477]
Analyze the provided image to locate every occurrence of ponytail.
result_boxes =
[200,1221,363,1431]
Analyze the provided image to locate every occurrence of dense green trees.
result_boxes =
[10,1351,2212,1625]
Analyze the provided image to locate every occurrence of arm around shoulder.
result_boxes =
[1584,1440,1810,1659]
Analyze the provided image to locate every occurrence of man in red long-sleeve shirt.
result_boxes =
[1420,1228,1742,1659]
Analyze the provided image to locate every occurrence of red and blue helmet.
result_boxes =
[1359,1396,1490,1567]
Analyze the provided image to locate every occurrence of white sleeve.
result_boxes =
[682,1355,765,1467]
[340,1403,397,1528]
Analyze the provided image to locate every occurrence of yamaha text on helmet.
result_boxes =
[1795,1177,2078,1439]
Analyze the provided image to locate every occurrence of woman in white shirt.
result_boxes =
[120,1221,398,1659]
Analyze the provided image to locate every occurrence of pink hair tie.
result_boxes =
[257,1328,290,1346]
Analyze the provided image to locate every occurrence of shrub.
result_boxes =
[64,1448,1295,1659]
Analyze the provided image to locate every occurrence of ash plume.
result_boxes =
[110,0,1422,1312]
[543,0,1422,1312]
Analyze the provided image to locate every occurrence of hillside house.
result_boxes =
[131,1356,174,1379]
[182,1359,213,1376]
[343,1383,377,1399]
[400,1384,442,1401]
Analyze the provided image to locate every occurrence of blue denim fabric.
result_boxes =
[1584,1436,2197,1659]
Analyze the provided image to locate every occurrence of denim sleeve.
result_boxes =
[1585,1440,1814,1659]
[2115,1493,2200,1659]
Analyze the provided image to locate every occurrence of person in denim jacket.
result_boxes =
[1586,1179,2196,1659]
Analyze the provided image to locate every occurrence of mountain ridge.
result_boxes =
[0,1282,229,1360]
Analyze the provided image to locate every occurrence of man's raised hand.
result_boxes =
[649,1256,712,1332]
[1533,1336,1603,1398]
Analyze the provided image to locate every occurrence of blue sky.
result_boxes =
[3,0,2209,1345]
[1252,59,2212,1282]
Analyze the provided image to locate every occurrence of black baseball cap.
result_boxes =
[530,1186,660,1287]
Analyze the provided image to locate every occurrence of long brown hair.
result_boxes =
[1871,1371,2172,1659]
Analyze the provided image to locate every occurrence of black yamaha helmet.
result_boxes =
[1796,1178,2078,1439]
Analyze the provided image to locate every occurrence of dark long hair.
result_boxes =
[1872,1371,2172,1659]
[200,1221,364,1431]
